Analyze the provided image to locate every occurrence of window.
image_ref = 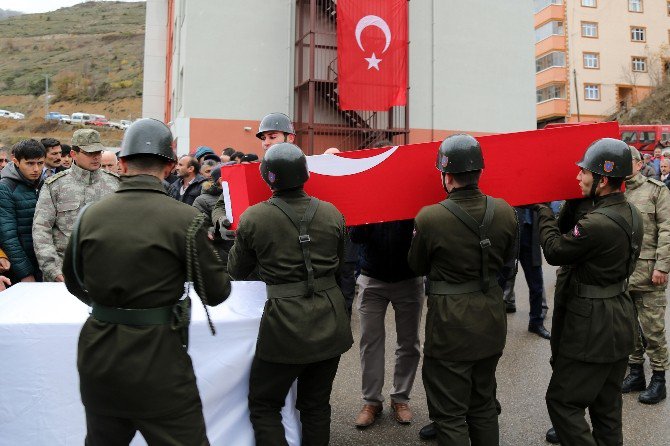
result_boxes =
[631,27,646,42]
[622,131,637,143]
[582,0,596,6]
[536,84,566,103]
[584,84,600,100]
[640,132,656,143]
[583,52,600,69]
[534,0,563,13]
[632,57,647,72]
[535,21,564,42]
[536,51,566,72]
[581,22,598,38]
[629,0,642,12]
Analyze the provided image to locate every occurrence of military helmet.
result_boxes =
[436,134,484,174]
[260,143,309,190]
[118,118,175,161]
[256,113,295,139]
[576,138,632,178]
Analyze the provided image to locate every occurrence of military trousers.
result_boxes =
[248,355,340,446]
[546,355,628,446]
[357,275,424,405]
[84,405,208,446]
[422,354,501,446]
[629,289,670,371]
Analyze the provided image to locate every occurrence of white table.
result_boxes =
[0,283,301,445]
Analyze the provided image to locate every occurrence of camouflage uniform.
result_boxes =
[624,172,670,371]
[33,130,120,281]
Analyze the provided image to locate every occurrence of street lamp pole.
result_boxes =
[44,74,51,119]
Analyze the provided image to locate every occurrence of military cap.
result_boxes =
[72,129,105,153]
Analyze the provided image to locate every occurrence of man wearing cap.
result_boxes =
[620,147,670,405]
[533,139,643,445]
[256,112,296,151]
[62,118,230,444]
[33,129,119,282]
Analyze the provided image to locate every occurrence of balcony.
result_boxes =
[534,4,564,28]
[537,98,568,121]
[536,66,567,87]
[536,35,566,57]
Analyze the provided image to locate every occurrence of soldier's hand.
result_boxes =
[0,257,10,273]
[55,274,65,282]
[652,270,668,285]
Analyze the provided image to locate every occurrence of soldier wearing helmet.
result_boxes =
[228,143,353,445]
[408,134,518,444]
[62,118,231,444]
[256,112,296,151]
[533,138,643,445]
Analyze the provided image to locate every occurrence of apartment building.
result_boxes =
[535,0,670,127]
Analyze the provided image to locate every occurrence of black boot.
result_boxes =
[545,426,560,444]
[621,364,646,393]
[419,422,436,440]
[639,371,666,404]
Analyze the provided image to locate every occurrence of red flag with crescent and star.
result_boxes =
[337,0,408,111]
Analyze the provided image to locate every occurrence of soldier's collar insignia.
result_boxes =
[603,160,615,173]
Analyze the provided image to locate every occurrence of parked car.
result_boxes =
[45,112,63,121]
[120,120,132,129]
[59,114,71,124]
[11,112,24,120]
[71,112,92,125]
[86,115,109,127]
[0,110,13,119]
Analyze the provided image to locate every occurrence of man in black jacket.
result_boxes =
[168,155,205,206]
[0,139,45,282]
[350,220,423,428]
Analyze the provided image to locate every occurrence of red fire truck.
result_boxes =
[545,122,670,155]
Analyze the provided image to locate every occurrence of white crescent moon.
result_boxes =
[306,147,399,176]
[355,15,392,54]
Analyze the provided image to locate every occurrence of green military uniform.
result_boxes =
[62,119,231,445]
[228,143,352,446]
[537,192,643,446]
[624,172,670,372]
[408,186,517,445]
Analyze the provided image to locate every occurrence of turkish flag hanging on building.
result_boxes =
[337,0,408,111]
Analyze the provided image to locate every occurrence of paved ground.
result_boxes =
[328,263,670,445]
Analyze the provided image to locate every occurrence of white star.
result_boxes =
[365,52,382,70]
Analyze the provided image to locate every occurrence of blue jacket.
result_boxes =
[0,163,41,280]
[349,219,418,283]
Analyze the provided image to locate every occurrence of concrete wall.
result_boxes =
[142,0,168,120]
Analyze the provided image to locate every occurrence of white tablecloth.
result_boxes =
[0,283,301,445]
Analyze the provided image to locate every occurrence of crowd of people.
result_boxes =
[0,112,668,446]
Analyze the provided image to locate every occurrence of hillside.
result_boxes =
[0,9,22,20]
[0,1,145,100]
[617,77,670,124]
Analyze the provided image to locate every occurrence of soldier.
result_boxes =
[228,143,353,446]
[32,129,119,282]
[534,138,643,446]
[256,112,296,151]
[621,147,669,404]
[62,118,231,445]
[408,134,518,445]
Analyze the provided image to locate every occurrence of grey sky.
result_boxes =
[0,0,144,14]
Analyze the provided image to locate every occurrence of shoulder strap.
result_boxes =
[439,196,496,292]
[70,203,93,293]
[591,203,640,280]
[268,197,321,297]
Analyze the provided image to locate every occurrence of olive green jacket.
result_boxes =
[624,173,670,290]
[537,193,643,363]
[228,189,353,364]
[408,187,518,361]
[63,175,231,418]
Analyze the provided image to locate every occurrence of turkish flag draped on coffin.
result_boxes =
[218,122,619,229]
[336,0,408,111]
